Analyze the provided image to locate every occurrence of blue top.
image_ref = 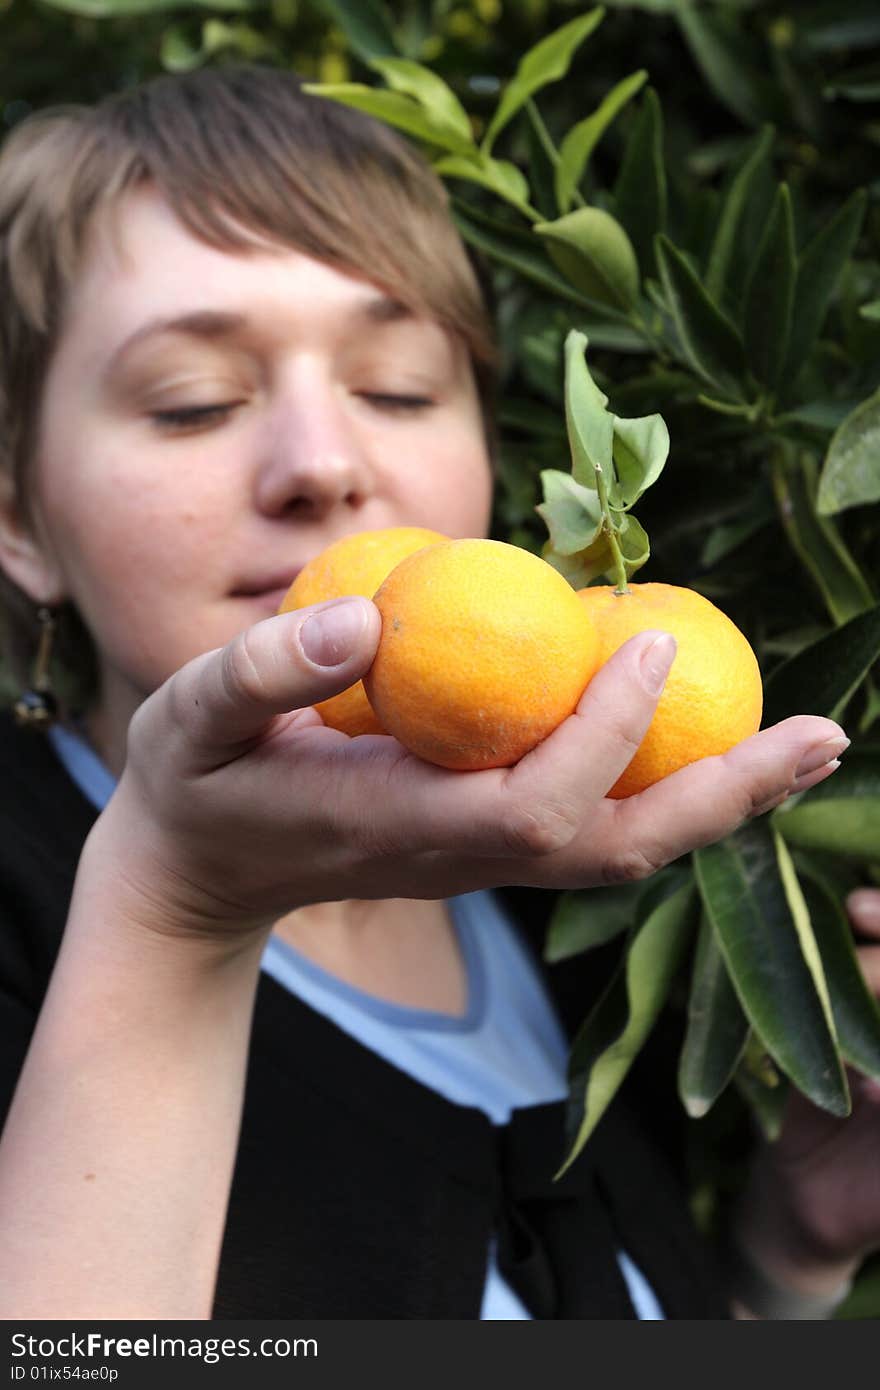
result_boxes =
[48,721,664,1320]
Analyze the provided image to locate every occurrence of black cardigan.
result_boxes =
[0,711,729,1318]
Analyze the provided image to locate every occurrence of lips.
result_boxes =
[232,567,302,599]
[232,567,304,614]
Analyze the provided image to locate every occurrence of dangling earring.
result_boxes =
[14,606,58,730]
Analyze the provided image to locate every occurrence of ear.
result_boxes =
[0,473,66,605]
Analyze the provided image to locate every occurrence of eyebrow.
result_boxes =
[106,295,414,371]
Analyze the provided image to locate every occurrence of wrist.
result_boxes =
[81,788,276,957]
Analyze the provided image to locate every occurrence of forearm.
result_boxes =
[0,829,267,1319]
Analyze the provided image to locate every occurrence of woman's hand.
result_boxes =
[89,595,848,946]
[0,597,852,1317]
[732,889,880,1312]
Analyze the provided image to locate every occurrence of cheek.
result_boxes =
[38,431,235,588]
[406,428,494,538]
[36,453,235,681]
[44,471,204,599]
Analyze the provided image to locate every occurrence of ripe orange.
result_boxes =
[278,526,448,735]
[364,538,601,770]
[576,582,763,798]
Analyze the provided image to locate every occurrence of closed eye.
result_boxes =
[150,402,242,431]
[359,393,434,413]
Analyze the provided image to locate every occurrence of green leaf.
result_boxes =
[201,17,274,58]
[743,183,796,391]
[542,536,617,590]
[824,62,880,102]
[761,603,880,728]
[678,914,749,1118]
[774,748,880,860]
[40,0,255,11]
[601,0,679,9]
[555,70,647,215]
[452,204,620,314]
[860,679,880,735]
[610,411,669,509]
[535,208,640,310]
[784,190,867,387]
[368,58,473,144]
[860,300,880,322]
[523,102,561,223]
[797,869,880,1081]
[559,882,697,1174]
[616,512,650,575]
[434,154,535,217]
[734,1045,790,1142]
[804,13,880,53]
[556,331,667,528]
[780,801,880,869]
[545,511,650,588]
[694,821,850,1117]
[700,493,775,566]
[482,7,605,156]
[776,831,839,1046]
[563,330,613,489]
[776,399,861,432]
[771,452,875,626]
[160,24,206,72]
[705,124,775,306]
[817,387,880,516]
[498,400,565,440]
[312,0,397,62]
[300,85,473,154]
[655,235,746,397]
[791,849,865,904]
[544,882,645,962]
[612,88,667,279]
[674,0,767,126]
[536,470,603,556]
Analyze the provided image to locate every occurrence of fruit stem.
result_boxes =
[593,458,630,595]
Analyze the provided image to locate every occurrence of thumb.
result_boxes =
[150,596,381,763]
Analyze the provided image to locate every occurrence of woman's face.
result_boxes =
[8,184,493,738]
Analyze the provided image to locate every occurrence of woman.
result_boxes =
[0,64,876,1320]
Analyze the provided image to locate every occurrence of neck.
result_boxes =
[82,703,129,779]
[273,898,467,1015]
[80,664,146,778]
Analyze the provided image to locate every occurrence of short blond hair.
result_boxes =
[0,64,498,709]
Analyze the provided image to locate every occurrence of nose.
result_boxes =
[252,366,371,521]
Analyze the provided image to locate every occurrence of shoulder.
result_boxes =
[0,707,97,1003]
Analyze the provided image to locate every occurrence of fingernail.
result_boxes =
[789,759,841,795]
[640,633,677,696]
[299,598,369,667]
[793,735,850,781]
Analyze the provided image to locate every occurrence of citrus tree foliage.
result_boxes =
[7,0,880,1310]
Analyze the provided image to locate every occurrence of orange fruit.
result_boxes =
[576,582,763,798]
[364,538,601,770]
[279,526,448,735]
